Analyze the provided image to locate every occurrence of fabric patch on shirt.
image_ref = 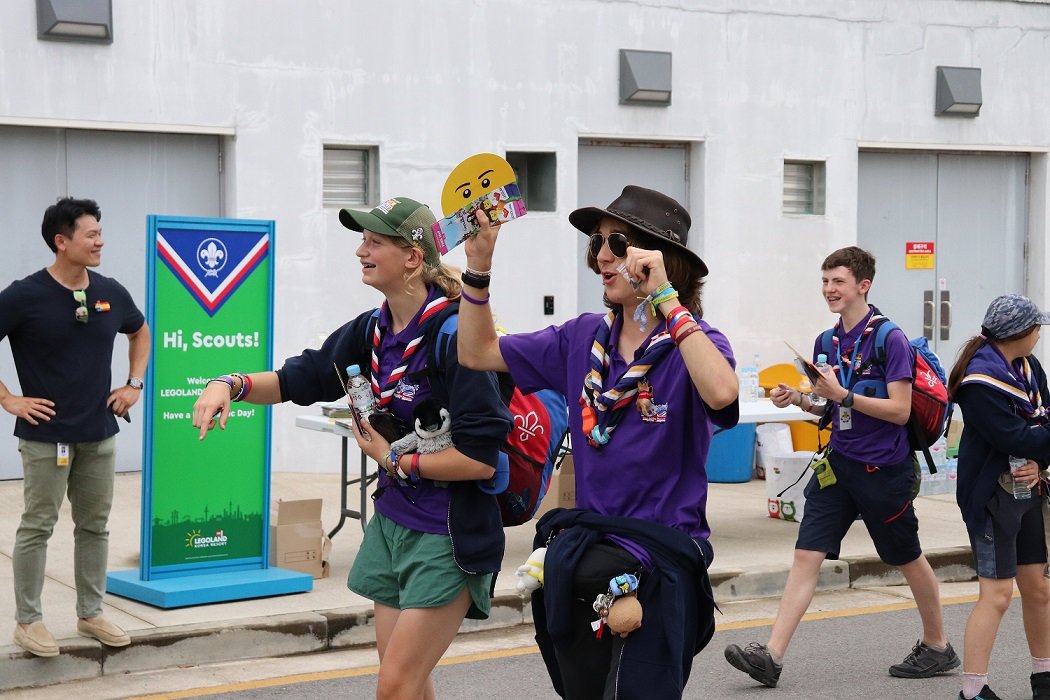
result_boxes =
[393,380,420,403]
[641,403,668,423]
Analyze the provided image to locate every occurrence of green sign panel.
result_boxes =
[142,217,274,576]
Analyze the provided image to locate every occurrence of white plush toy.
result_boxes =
[515,546,546,593]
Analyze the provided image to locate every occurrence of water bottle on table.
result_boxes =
[1009,456,1032,500]
[809,353,828,407]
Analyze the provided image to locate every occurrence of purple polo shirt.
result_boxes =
[500,313,738,541]
[814,314,912,465]
[371,293,448,534]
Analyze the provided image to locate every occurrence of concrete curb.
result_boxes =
[0,549,975,691]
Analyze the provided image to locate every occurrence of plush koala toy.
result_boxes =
[515,546,546,593]
[390,397,453,457]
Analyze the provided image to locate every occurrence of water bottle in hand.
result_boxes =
[345,364,376,420]
[810,353,829,407]
[1009,456,1032,500]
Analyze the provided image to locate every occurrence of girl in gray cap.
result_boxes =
[947,293,1050,700]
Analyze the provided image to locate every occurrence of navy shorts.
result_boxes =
[968,486,1048,579]
[796,450,922,566]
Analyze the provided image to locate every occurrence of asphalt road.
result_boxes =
[158,594,1038,700]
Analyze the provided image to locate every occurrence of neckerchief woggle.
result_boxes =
[580,310,675,448]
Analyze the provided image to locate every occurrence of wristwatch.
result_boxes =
[841,389,855,408]
[127,377,144,390]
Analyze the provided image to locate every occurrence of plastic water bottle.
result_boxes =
[809,354,828,407]
[1009,456,1032,500]
[345,364,376,419]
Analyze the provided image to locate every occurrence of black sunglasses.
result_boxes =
[588,232,630,259]
[73,289,88,324]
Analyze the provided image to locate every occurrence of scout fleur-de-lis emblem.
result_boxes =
[197,238,228,278]
[515,410,545,442]
[411,227,424,241]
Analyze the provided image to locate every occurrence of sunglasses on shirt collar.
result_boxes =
[73,289,88,324]
[588,232,630,259]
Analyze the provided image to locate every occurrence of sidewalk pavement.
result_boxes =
[0,470,975,691]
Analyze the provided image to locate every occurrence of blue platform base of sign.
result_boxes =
[106,567,313,608]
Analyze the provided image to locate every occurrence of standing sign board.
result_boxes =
[107,216,311,607]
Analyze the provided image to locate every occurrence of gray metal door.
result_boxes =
[0,127,221,479]
[576,141,690,315]
[858,151,1028,372]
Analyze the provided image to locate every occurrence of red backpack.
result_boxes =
[818,318,951,472]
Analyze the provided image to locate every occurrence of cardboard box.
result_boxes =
[533,454,576,520]
[269,498,330,579]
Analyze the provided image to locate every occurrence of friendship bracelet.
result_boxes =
[673,323,703,347]
[664,304,690,321]
[464,267,491,277]
[461,289,490,306]
[208,376,235,396]
[461,270,491,289]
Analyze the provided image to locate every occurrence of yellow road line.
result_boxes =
[128,595,979,699]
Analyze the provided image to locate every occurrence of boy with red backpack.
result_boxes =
[724,246,959,690]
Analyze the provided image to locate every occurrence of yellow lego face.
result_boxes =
[440,153,517,216]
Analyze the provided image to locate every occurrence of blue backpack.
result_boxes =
[819,318,952,473]
[363,306,570,525]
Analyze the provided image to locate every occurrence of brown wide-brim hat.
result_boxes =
[568,185,708,277]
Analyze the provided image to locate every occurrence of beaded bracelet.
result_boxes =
[461,270,491,289]
[673,323,703,347]
[461,289,490,306]
[464,267,491,277]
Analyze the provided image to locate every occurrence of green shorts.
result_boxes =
[347,511,493,620]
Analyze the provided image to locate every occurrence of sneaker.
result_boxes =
[1033,671,1050,698]
[725,642,783,688]
[958,685,1002,700]
[13,621,59,657]
[889,639,960,678]
[76,616,130,647]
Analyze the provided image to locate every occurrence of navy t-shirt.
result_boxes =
[0,269,145,443]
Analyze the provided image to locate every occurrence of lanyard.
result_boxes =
[833,310,877,388]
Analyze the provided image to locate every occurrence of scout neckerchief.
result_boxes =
[370,294,451,407]
[960,342,1047,421]
[580,310,674,448]
[831,306,883,389]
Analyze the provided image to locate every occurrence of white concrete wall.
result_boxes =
[2,0,1049,472]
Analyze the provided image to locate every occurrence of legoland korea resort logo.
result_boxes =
[157,229,269,317]
[184,529,229,549]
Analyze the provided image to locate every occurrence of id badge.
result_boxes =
[57,443,70,468]
[838,406,853,431]
[810,456,837,489]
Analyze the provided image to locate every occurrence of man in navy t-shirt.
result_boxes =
[725,246,959,689]
[0,197,150,657]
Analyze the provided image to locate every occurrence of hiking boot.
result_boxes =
[1033,671,1050,698]
[725,642,783,688]
[958,685,1002,700]
[889,639,960,678]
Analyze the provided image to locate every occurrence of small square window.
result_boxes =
[506,151,556,212]
[323,146,377,208]
[783,160,826,215]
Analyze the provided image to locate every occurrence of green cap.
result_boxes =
[339,197,440,267]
